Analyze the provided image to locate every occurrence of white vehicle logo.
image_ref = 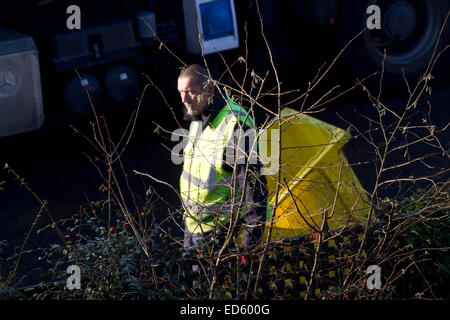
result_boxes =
[0,67,22,97]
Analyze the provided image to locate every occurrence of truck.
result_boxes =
[0,0,448,138]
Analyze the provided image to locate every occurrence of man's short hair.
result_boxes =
[179,64,210,87]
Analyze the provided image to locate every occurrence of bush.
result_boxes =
[1,184,447,300]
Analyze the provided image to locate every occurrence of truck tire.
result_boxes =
[338,0,449,92]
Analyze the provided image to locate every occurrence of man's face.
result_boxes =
[177,76,212,116]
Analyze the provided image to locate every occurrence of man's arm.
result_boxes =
[222,124,268,246]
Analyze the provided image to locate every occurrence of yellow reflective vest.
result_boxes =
[180,97,256,234]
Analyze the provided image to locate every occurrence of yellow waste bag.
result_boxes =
[261,108,370,241]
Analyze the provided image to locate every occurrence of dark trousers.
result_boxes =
[183,223,262,252]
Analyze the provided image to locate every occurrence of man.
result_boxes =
[177,64,267,251]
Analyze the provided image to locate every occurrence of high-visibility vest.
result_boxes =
[180,97,256,234]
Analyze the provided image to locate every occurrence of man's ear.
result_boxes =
[207,85,215,96]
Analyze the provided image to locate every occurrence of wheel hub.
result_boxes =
[383,1,417,40]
